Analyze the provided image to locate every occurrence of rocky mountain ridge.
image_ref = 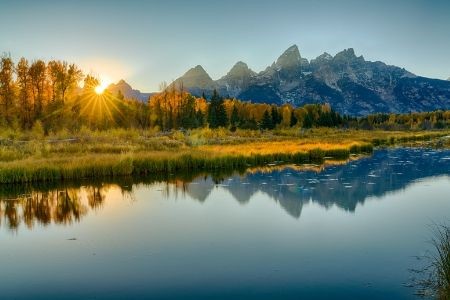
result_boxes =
[173,45,450,115]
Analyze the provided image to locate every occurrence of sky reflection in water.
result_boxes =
[1,148,450,299]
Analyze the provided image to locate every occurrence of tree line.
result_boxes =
[1,54,449,134]
[150,87,450,131]
[0,54,147,132]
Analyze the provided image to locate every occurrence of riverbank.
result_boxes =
[0,128,448,183]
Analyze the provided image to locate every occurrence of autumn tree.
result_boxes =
[149,84,205,130]
[0,55,16,126]
[16,58,32,128]
[47,60,60,102]
[28,60,47,119]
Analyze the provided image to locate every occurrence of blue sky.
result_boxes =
[1,0,449,91]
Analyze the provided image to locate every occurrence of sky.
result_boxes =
[0,0,449,92]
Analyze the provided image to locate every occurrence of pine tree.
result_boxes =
[207,90,218,128]
[290,111,297,127]
[196,109,205,127]
[216,101,228,128]
[208,89,228,128]
[180,94,197,129]
[260,110,273,130]
[303,113,313,129]
[230,105,240,127]
[271,106,281,126]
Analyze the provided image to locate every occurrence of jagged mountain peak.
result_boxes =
[113,79,132,88]
[334,48,364,62]
[107,79,152,102]
[107,79,132,93]
[231,61,249,70]
[174,64,216,90]
[275,44,301,69]
[226,61,255,77]
[316,52,333,61]
[181,65,212,82]
[216,61,256,97]
[185,65,209,77]
[283,44,300,54]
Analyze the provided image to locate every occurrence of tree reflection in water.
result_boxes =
[0,184,114,231]
[1,148,450,233]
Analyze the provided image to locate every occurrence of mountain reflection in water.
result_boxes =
[1,148,449,232]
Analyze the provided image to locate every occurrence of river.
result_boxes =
[1,148,450,299]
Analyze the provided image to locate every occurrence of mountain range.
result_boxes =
[107,79,154,102]
[172,45,450,115]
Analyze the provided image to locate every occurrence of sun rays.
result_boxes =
[94,78,111,95]
[94,85,106,95]
[79,88,125,124]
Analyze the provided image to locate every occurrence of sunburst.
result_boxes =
[94,79,111,95]
[76,78,125,126]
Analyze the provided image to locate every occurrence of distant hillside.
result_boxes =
[173,45,450,116]
[107,80,153,102]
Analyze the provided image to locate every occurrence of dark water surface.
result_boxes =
[1,148,450,299]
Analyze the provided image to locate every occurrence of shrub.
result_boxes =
[31,121,45,140]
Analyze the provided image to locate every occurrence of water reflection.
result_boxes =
[1,148,449,231]
[0,186,109,231]
[171,148,450,218]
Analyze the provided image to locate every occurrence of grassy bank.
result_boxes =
[0,127,448,183]
[0,146,370,183]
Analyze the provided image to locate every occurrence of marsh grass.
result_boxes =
[432,226,450,299]
[0,128,447,183]
[411,224,450,299]
[0,142,371,183]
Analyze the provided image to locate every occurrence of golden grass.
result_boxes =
[0,127,448,183]
[198,140,366,156]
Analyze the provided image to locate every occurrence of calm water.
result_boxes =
[1,148,450,299]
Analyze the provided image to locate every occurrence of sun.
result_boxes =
[94,85,105,95]
[94,78,111,95]
[94,83,107,95]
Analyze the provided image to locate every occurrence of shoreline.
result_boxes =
[0,128,449,184]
